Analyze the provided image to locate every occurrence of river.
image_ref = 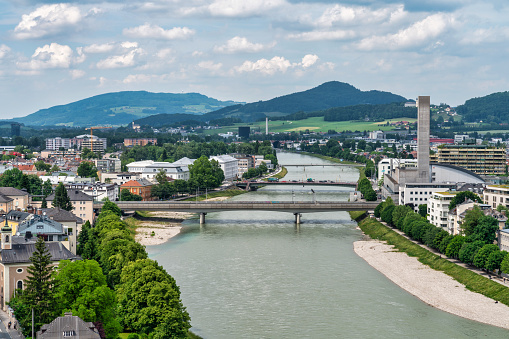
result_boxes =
[148,152,508,338]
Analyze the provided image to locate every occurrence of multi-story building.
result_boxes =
[45,137,72,150]
[95,158,121,173]
[0,187,30,210]
[73,135,107,154]
[430,145,506,175]
[46,190,94,223]
[484,185,509,209]
[210,155,238,180]
[124,138,157,147]
[120,179,154,201]
[230,153,254,176]
[127,160,190,182]
[427,191,459,230]
[399,183,456,213]
[65,182,118,202]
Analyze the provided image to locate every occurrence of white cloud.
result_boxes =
[192,51,204,57]
[156,48,173,59]
[197,61,223,71]
[316,4,398,27]
[70,69,85,79]
[357,13,455,50]
[123,74,156,84]
[234,56,293,75]
[121,41,139,49]
[14,4,82,39]
[0,45,11,59]
[288,30,355,41]
[459,27,509,45]
[301,54,318,68]
[123,23,195,40]
[83,43,115,53]
[96,48,144,69]
[18,43,74,70]
[214,36,274,53]
[183,0,287,17]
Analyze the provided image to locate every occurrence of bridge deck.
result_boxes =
[235,181,357,188]
[95,201,377,213]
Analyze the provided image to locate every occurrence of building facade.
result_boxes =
[484,185,509,209]
[124,138,157,147]
[427,192,459,230]
[430,145,506,175]
[210,155,238,180]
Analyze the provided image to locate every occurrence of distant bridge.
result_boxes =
[234,181,358,190]
[282,163,365,167]
[95,201,377,223]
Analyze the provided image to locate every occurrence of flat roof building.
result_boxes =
[430,145,506,176]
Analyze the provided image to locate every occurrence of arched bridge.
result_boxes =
[95,201,378,223]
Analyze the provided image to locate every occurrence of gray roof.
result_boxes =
[6,210,31,223]
[0,187,29,196]
[39,208,83,223]
[0,241,78,264]
[17,215,64,235]
[37,312,100,339]
[0,195,13,203]
[47,189,94,202]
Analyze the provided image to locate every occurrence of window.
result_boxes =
[63,331,76,337]
[16,268,23,274]
[17,280,22,290]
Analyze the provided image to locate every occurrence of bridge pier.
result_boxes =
[200,212,207,224]
[294,213,302,224]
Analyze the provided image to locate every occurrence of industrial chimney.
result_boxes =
[417,96,430,183]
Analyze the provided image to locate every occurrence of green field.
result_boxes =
[206,117,417,134]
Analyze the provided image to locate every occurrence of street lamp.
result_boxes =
[311,189,316,204]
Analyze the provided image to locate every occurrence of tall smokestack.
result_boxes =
[417,96,430,183]
[266,117,269,135]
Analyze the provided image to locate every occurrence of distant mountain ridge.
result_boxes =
[135,81,408,127]
[456,91,509,123]
[11,91,242,127]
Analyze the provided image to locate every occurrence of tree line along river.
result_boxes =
[148,152,508,338]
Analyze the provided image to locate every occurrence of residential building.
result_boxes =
[210,155,238,180]
[95,158,121,173]
[46,190,94,223]
[173,157,196,167]
[99,172,140,186]
[0,222,78,310]
[430,145,506,175]
[399,183,456,213]
[65,182,118,202]
[127,160,189,181]
[120,179,154,201]
[3,210,31,234]
[124,138,157,147]
[0,187,30,210]
[72,135,107,153]
[427,192,459,230]
[45,137,71,151]
[0,195,13,214]
[484,185,509,209]
[37,312,101,339]
[230,154,254,175]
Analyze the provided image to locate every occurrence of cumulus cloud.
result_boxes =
[234,54,318,75]
[70,69,85,79]
[121,41,139,49]
[197,61,223,71]
[123,74,157,84]
[0,45,11,59]
[14,4,83,39]
[357,13,454,50]
[316,4,398,27]
[123,23,195,40]
[288,30,355,41]
[96,48,144,69]
[83,43,115,53]
[459,27,509,45]
[182,0,287,17]
[18,43,74,70]
[214,36,274,53]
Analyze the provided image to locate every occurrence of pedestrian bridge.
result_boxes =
[95,201,378,223]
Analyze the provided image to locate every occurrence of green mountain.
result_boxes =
[135,81,408,127]
[456,91,509,123]
[11,91,241,127]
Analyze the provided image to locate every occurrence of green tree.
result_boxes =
[501,254,509,274]
[116,259,191,338]
[43,179,53,197]
[439,234,454,254]
[445,235,466,259]
[41,196,47,208]
[54,260,121,339]
[77,220,91,256]
[34,160,51,172]
[449,191,482,211]
[101,200,122,217]
[77,161,98,179]
[82,147,99,159]
[120,188,143,201]
[381,205,395,225]
[470,216,499,244]
[418,204,427,217]
[473,244,499,269]
[458,240,485,264]
[460,205,483,237]
[485,250,508,272]
[52,182,73,211]
[189,156,224,188]
[19,237,57,335]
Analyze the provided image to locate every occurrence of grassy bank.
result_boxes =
[119,331,202,339]
[358,217,509,306]
[269,166,287,180]
[181,189,247,202]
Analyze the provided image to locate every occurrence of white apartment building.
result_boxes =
[99,172,140,186]
[483,185,509,209]
[65,182,118,202]
[46,137,71,150]
[127,160,189,182]
[377,158,417,181]
[427,192,459,230]
[399,183,456,212]
[210,155,238,181]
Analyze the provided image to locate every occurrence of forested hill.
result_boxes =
[11,91,242,127]
[212,81,407,117]
[456,91,509,123]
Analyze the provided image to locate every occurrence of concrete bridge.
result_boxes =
[235,181,358,190]
[95,201,377,223]
[282,163,364,167]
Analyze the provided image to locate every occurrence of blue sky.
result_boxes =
[1,0,509,119]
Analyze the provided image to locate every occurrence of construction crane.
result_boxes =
[84,126,112,155]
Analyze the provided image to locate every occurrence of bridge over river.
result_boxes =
[235,181,357,190]
[94,201,378,223]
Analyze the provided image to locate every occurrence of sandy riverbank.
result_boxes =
[354,240,509,330]
[135,196,230,246]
